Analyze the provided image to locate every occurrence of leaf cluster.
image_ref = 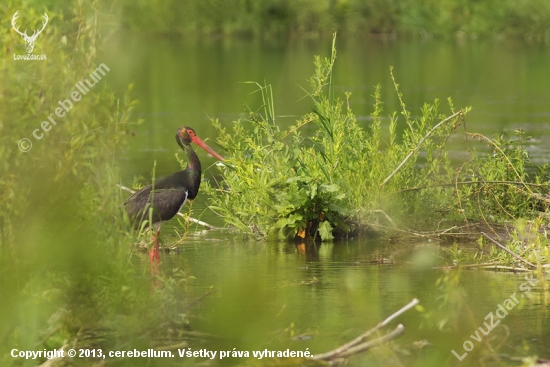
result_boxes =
[205,35,465,241]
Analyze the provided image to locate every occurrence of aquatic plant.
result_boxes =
[205,34,550,243]
[205,35,457,240]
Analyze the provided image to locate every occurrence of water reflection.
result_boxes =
[139,231,547,366]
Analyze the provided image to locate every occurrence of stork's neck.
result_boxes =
[183,144,202,200]
[184,143,201,171]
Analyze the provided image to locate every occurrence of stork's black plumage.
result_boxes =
[124,127,224,251]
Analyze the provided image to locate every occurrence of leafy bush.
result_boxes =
[450,130,550,222]
[205,35,550,241]
[205,35,467,241]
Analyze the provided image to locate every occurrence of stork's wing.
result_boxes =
[124,185,188,229]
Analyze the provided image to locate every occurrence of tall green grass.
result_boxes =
[205,35,550,242]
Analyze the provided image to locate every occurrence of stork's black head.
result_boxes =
[176,126,195,147]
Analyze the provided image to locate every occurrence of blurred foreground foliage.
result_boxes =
[0,2,192,365]
[205,35,550,243]
[120,0,550,40]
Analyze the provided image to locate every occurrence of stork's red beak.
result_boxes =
[191,135,225,161]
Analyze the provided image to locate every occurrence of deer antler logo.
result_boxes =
[11,11,49,54]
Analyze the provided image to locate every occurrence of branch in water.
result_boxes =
[311,298,419,361]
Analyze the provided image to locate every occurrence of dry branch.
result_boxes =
[336,324,405,359]
[433,263,531,272]
[392,180,550,195]
[38,345,68,367]
[311,298,418,361]
[371,209,397,228]
[466,133,534,196]
[481,232,536,269]
[380,111,461,187]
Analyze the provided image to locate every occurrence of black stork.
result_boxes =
[124,127,224,265]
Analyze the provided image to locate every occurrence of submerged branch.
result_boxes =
[476,265,531,272]
[335,325,405,359]
[117,184,217,229]
[433,262,497,269]
[433,263,531,272]
[380,111,461,187]
[311,298,418,361]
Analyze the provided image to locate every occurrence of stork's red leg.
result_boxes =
[149,229,161,278]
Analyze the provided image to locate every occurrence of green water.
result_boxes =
[129,235,548,366]
[101,36,550,366]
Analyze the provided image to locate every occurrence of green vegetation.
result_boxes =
[205,34,550,247]
[121,0,550,39]
[0,2,192,365]
[1,1,548,365]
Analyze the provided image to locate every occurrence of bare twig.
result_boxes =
[432,262,497,270]
[117,184,217,229]
[392,180,549,195]
[367,223,429,238]
[481,232,536,269]
[177,214,217,230]
[380,111,461,187]
[336,324,405,359]
[312,298,419,361]
[476,265,531,272]
[182,289,217,311]
[371,210,397,228]
[155,342,188,351]
[117,184,135,194]
[433,263,531,272]
[467,133,534,195]
[38,345,68,367]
